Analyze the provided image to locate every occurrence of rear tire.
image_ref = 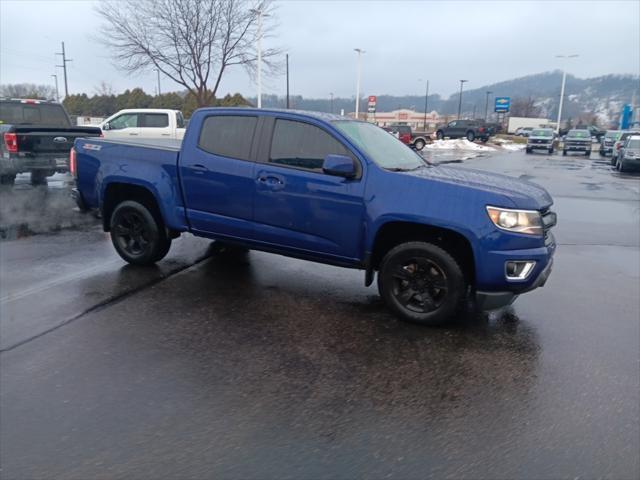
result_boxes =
[110,200,171,265]
[610,155,617,166]
[414,139,426,151]
[585,150,591,157]
[548,148,554,154]
[0,174,16,186]
[525,148,532,154]
[466,131,475,142]
[617,159,625,172]
[562,150,567,156]
[377,241,467,326]
[436,130,444,140]
[30,170,49,186]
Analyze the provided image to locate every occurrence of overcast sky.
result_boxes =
[1,0,638,99]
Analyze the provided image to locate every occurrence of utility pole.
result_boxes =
[330,92,334,114]
[457,79,468,120]
[51,74,60,102]
[286,54,290,109]
[484,90,492,121]
[354,48,365,119]
[55,41,72,98]
[419,78,429,130]
[251,8,269,108]
[555,54,579,134]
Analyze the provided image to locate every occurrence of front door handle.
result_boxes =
[257,174,285,191]
[128,133,139,136]
[190,164,208,174]
[258,175,284,185]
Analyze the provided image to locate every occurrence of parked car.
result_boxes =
[562,129,592,156]
[610,130,640,165]
[615,135,640,172]
[72,108,556,326]
[526,128,555,154]
[516,127,534,137]
[0,98,101,186]
[599,130,621,156]
[383,125,430,150]
[559,125,605,142]
[435,119,492,142]
[96,109,186,140]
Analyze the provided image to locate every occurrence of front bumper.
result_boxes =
[564,143,591,152]
[528,142,553,150]
[476,256,554,310]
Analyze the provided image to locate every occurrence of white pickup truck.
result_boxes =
[96,109,186,140]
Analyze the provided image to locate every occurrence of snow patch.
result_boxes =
[423,139,496,152]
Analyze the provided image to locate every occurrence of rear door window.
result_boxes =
[269,119,350,172]
[198,115,257,161]
[143,113,169,128]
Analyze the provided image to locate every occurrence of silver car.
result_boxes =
[525,128,555,154]
[615,135,640,172]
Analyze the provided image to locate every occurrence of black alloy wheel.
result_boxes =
[378,242,466,325]
[110,200,171,265]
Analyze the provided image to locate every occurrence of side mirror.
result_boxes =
[322,154,356,178]
[102,122,110,131]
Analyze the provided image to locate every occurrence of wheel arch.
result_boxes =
[368,221,476,286]
[101,181,165,232]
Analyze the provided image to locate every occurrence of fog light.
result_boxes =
[505,261,536,280]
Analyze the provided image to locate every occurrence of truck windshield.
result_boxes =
[333,121,427,171]
[567,130,590,138]
[531,130,553,137]
[0,102,71,127]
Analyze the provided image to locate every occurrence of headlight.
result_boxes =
[486,206,543,235]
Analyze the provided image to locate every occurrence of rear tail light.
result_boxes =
[479,127,485,133]
[616,144,622,150]
[3,133,18,153]
[69,147,77,177]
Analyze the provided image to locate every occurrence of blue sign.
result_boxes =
[494,97,510,113]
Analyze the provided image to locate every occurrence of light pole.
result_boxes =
[153,68,161,96]
[286,54,290,109]
[354,48,365,119]
[484,90,492,121]
[419,78,429,130]
[51,74,60,102]
[251,8,269,108]
[457,79,468,120]
[330,92,334,114]
[555,54,579,134]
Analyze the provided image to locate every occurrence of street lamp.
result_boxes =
[484,90,493,121]
[419,78,429,130]
[153,68,161,96]
[555,54,579,134]
[251,8,270,108]
[457,79,468,120]
[354,48,365,119]
[51,74,60,102]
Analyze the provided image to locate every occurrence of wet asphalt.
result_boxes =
[0,149,639,479]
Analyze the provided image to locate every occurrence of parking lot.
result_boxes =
[1,148,639,479]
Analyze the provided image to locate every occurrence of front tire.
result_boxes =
[110,200,171,265]
[585,150,591,157]
[548,148,554,154]
[562,150,567,156]
[414,139,426,151]
[377,242,467,326]
[525,147,532,154]
[466,131,475,142]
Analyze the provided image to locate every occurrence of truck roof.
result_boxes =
[195,107,349,123]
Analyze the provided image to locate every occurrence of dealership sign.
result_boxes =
[494,97,510,113]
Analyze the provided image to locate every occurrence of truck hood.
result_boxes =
[407,165,553,211]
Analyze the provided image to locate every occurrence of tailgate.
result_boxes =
[14,127,101,155]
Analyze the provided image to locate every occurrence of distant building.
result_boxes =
[350,109,441,131]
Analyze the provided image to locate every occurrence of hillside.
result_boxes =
[254,71,639,126]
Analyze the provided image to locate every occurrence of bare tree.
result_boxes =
[96,0,279,107]
[0,83,56,100]
[94,81,115,96]
[510,96,542,118]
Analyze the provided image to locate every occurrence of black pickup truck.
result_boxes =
[0,98,101,186]
[435,119,492,142]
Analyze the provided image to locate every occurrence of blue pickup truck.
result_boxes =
[72,108,556,325]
